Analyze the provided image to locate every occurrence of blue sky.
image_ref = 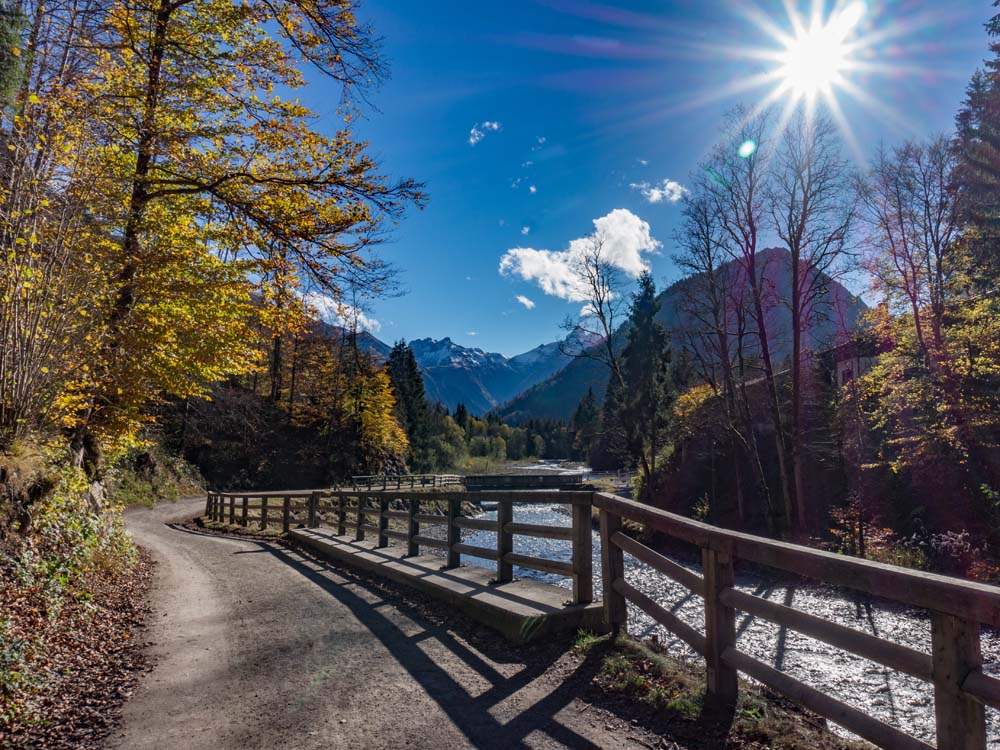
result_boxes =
[309,1,986,357]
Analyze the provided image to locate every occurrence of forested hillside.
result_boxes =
[498,247,868,422]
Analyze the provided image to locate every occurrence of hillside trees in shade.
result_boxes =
[673,185,762,523]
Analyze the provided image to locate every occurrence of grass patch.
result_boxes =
[582,633,869,750]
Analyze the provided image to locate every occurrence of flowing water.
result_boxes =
[452,502,1000,745]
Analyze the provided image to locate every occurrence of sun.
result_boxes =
[777,2,865,100]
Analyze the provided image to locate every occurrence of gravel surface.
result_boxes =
[109,497,666,750]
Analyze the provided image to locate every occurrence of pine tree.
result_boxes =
[620,272,673,500]
[386,341,433,472]
[955,4,1000,279]
[592,376,629,471]
[571,387,600,462]
[453,403,469,433]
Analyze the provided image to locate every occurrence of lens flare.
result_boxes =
[737,139,757,158]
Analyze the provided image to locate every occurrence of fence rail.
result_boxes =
[203,487,1000,749]
[351,474,463,490]
[204,488,593,605]
[594,491,1000,750]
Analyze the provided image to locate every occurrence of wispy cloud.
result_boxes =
[466,330,478,336]
[303,293,381,333]
[521,226,531,235]
[638,158,649,166]
[469,120,501,145]
[630,178,688,204]
[529,185,537,194]
[499,208,660,302]
[515,294,536,310]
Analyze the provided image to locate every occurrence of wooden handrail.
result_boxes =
[594,491,1000,750]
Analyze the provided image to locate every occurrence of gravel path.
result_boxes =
[106,497,648,750]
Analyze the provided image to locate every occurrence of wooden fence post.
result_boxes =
[599,510,626,635]
[496,498,513,584]
[571,498,593,605]
[446,497,460,568]
[260,496,268,530]
[309,491,320,528]
[228,495,235,524]
[337,495,347,536]
[282,496,291,533]
[205,493,212,517]
[406,497,419,557]
[241,496,248,527]
[932,612,986,750]
[377,496,389,548]
[355,494,365,541]
[703,546,738,710]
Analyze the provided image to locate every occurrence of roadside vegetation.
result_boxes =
[573,632,867,750]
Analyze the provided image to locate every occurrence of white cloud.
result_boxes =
[529,185,537,194]
[521,226,531,235]
[499,208,660,302]
[638,158,649,166]
[303,293,381,333]
[537,136,547,144]
[466,330,478,336]
[522,160,534,168]
[469,120,501,146]
[511,177,523,189]
[515,295,536,309]
[630,178,688,204]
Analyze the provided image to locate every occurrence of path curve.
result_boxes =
[107,497,638,750]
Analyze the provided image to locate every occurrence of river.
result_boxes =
[453,502,1000,745]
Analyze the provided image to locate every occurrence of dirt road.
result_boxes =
[108,497,644,750]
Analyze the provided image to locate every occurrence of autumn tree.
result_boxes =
[769,112,854,527]
[705,106,795,528]
[61,0,423,464]
[674,183,762,522]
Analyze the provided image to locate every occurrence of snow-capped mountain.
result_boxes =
[409,333,583,415]
[310,324,578,414]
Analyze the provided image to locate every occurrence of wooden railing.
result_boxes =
[204,489,593,605]
[204,490,323,533]
[204,487,1000,748]
[351,474,463,491]
[594,491,1000,750]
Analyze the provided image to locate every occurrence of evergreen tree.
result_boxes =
[620,272,673,500]
[0,0,23,113]
[571,387,600,462]
[592,375,629,471]
[955,4,1000,279]
[386,341,433,472]
[453,402,469,433]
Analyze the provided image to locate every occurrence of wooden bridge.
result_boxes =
[203,487,1000,750]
